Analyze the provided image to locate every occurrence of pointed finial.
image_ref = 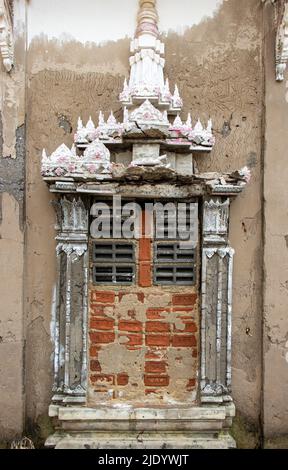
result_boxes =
[123,107,129,123]
[42,148,48,160]
[186,113,192,128]
[86,116,95,131]
[207,118,213,133]
[194,118,203,133]
[123,77,128,89]
[107,111,117,125]
[99,111,105,126]
[71,144,76,156]
[136,0,159,38]
[163,110,168,122]
[77,117,83,131]
[173,114,183,127]
[173,84,180,98]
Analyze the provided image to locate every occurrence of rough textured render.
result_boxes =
[0,0,25,441]
[263,0,288,440]
[24,0,264,446]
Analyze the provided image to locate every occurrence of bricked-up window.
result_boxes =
[92,242,135,285]
[154,242,196,285]
[153,202,198,286]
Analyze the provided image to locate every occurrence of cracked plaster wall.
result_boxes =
[23,0,265,437]
[0,0,26,439]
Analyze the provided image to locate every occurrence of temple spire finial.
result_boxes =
[136,0,159,38]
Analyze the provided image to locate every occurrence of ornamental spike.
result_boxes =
[165,78,170,91]
[77,117,83,131]
[173,113,183,127]
[86,116,95,131]
[123,107,129,123]
[163,110,168,122]
[107,111,117,125]
[98,111,105,126]
[173,84,180,98]
[207,118,213,133]
[71,144,77,156]
[42,148,48,160]
[186,113,192,128]
[194,118,203,133]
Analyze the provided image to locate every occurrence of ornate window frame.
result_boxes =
[0,0,13,72]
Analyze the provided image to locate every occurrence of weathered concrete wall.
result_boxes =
[25,0,263,436]
[263,2,288,441]
[0,0,26,440]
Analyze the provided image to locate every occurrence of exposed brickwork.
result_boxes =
[172,293,197,306]
[139,262,152,287]
[89,286,199,403]
[88,209,198,404]
[139,237,151,262]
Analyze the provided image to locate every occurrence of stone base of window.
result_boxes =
[45,403,236,449]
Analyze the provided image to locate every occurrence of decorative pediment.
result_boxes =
[129,99,169,126]
[0,0,13,72]
[41,140,111,178]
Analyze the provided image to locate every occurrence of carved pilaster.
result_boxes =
[263,0,288,81]
[201,198,234,402]
[0,0,13,72]
[52,197,89,402]
[275,1,288,81]
[203,198,229,244]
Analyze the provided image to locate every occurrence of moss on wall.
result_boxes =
[25,414,54,449]
[231,412,261,449]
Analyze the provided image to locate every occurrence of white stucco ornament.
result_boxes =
[263,0,288,81]
[43,0,216,181]
[172,85,183,109]
[82,139,111,174]
[129,99,169,126]
[41,144,78,177]
[74,112,123,143]
[118,0,183,112]
[41,140,111,177]
[188,119,215,147]
[276,3,288,81]
[0,0,13,72]
[238,166,251,183]
[130,154,169,168]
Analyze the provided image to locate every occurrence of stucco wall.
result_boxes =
[0,0,272,444]
[0,0,26,440]
[24,0,264,434]
[263,2,288,440]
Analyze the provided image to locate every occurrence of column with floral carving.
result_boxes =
[201,198,234,403]
[52,196,89,403]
